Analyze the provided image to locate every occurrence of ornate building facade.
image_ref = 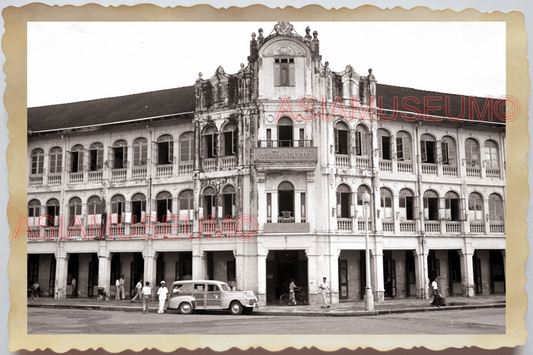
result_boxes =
[27,22,506,304]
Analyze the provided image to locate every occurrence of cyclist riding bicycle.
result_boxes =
[289,279,298,306]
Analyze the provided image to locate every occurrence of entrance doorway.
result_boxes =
[266,250,307,303]
[383,250,396,298]
[130,253,144,296]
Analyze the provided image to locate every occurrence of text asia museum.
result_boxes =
[26,22,506,304]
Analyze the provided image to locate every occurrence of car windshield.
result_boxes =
[219,283,231,291]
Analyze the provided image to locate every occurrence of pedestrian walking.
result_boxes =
[142,281,151,314]
[119,275,126,300]
[131,279,143,302]
[319,276,331,308]
[430,276,442,307]
[115,278,120,300]
[289,278,298,306]
[157,281,169,314]
[71,278,77,298]
[32,281,41,301]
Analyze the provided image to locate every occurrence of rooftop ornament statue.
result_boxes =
[274,22,294,36]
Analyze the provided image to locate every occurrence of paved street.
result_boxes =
[28,307,505,335]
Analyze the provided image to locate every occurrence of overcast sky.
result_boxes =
[27,21,506,107]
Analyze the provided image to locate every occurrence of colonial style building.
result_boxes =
[27,22,506,305]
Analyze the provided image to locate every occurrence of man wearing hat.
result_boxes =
[157,280,169,314]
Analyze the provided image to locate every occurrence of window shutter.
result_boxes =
[420,141,427,162]
[97,148,104,170]
[220,132,226,156]
[274,61,281,86]
[396,138,403,161]
[361,131,368,155]
[413,197,420,220]
[108,147,114,168]
[81,150,88,172]
[436,140,442,163]
[212,134,218,157]
[403,138,412,161]
[65,151,72,173]
[335,129,339,154]
[289,61,295,86]
[378,134,383,159]
[232,130,237,155]
[124,146,129,168]
[460,197,467,221]
[151,141,158,165]
[168,141,174,162]
[438,197,446,220]
[355,131,361,155]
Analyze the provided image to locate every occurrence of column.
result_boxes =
[97,242,111,299]
[126,145,132,180]
[371,243,385,302]
[306,247,319,305]
[54,242,69,299]
[234,249,245,292]
[192,248,206,280]
[257,246,268,306]
[459,245,475,297]
[415,242,429,299]
[294,192,301,223]
[306,172,315,231]
[328,249,340,304]
[142,240,157,290]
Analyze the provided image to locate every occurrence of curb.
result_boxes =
[28,303,505,316]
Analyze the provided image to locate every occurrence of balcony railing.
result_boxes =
[277,216,295,223]
[110,225,125,237]
[357,220,372,232]
[132,166,147,179]
[470,222,485,234]
[486,168,501,179]
[424,221,440,233]
[156,164,173,177]
[421,163,437,175]
[69,172,83,184]
[179,162,193,175]
[445,221,461,233]
[29,175,43,187]
[337,218,352,231]
[112,168,127,181]
[490,223,504,234]
[221,155,237,170]
[257,140,313,148]
[466,167,481,178]
[202,219,237,233]
[397,161,413,173]
[355,156,370,169]
[399,221,416,233]
[442,165,458,177]
[88,171,103,182]
[379,160,392,172]
[48,174,62,185]
[335,154,350,167]
[382,221,394,233]
[202,158,216,172]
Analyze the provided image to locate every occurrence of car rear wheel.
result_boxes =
[229,301,243,315]
[179,302,193,314]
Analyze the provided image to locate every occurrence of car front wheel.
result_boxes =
[229,301,243,315]
[179,302,193,314]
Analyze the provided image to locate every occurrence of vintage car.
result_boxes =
[167,280,259,315]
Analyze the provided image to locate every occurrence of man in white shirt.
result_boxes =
[131,279,143,302]
[157,281,169,314]
[430,276,442,307]
[115,278,120,301]
[142,281,151,314]
[319,277,331,308]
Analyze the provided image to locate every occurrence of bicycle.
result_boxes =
[280,286,306,306]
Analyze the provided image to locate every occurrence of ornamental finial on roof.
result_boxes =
[274,22,294,36]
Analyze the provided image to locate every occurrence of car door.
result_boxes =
[193,283,206,308]
[205,283,222,309]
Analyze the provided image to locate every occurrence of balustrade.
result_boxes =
[382,221,394,232]
[221,156,237,170]
[399,221,416,233]
[132,166,147,179]
[466,167,481,178]
[179,162,193,175]
[445,221,461,233]
[29,175,43,186]
[202,158,216,172]
[69,172,83,184]
[337,218,352,231]
[379,160,392,172]
[357,220,372,232]
[424,221,440,233]
[421,163,437,175]
[470,222,485,234]
[112,168,127,181]
[335,155,350,167]
[442,165,458,176]
[486,168,501,179]
[47,174,62,185]
[156,164,173,177]
[355,157,370,169]
[490,223,504,234]
[88,171,103,182]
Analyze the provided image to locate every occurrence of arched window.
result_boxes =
[112,140,128,169]
[178,189,194,219]
[131,193,146,224]
[87,196,103,225]
[31,148,44,175]
[468,192,484,221]
[202,126,218,159]
[222,124,238,156]
[27,199,41,227]
[46,198,60,227]
[111,195,125,224]
[202,186,216,218]
[441,136,457,165]
[399,188,414,220]
[156,191,172,223]
[484,140,500,168]
[133,137,148,166]
[278,181,295,221]
[380,187,393,219]
[489,193,503,222]
[278,117,294,147]
[222,185,236,218]
[465,138,480,167]
[89,142,104,171]
[420,134,436,163]
[396,131,412,161]
[423,190,439,221]
[69,144,84,173]
[356,185,372,218]
[49,147,62,174]
[377,129,391,160]
[179,132,194,164]
[336,184,352,218]
[334,121,349,155]
[68,197,82,227]
[274,57,295,87]
[156,135,174,165]
[444,191,460,221]
[355,125,370,156]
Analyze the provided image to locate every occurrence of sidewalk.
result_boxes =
[27,295,505,317]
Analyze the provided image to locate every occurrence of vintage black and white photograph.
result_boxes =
[24,19,509,338]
